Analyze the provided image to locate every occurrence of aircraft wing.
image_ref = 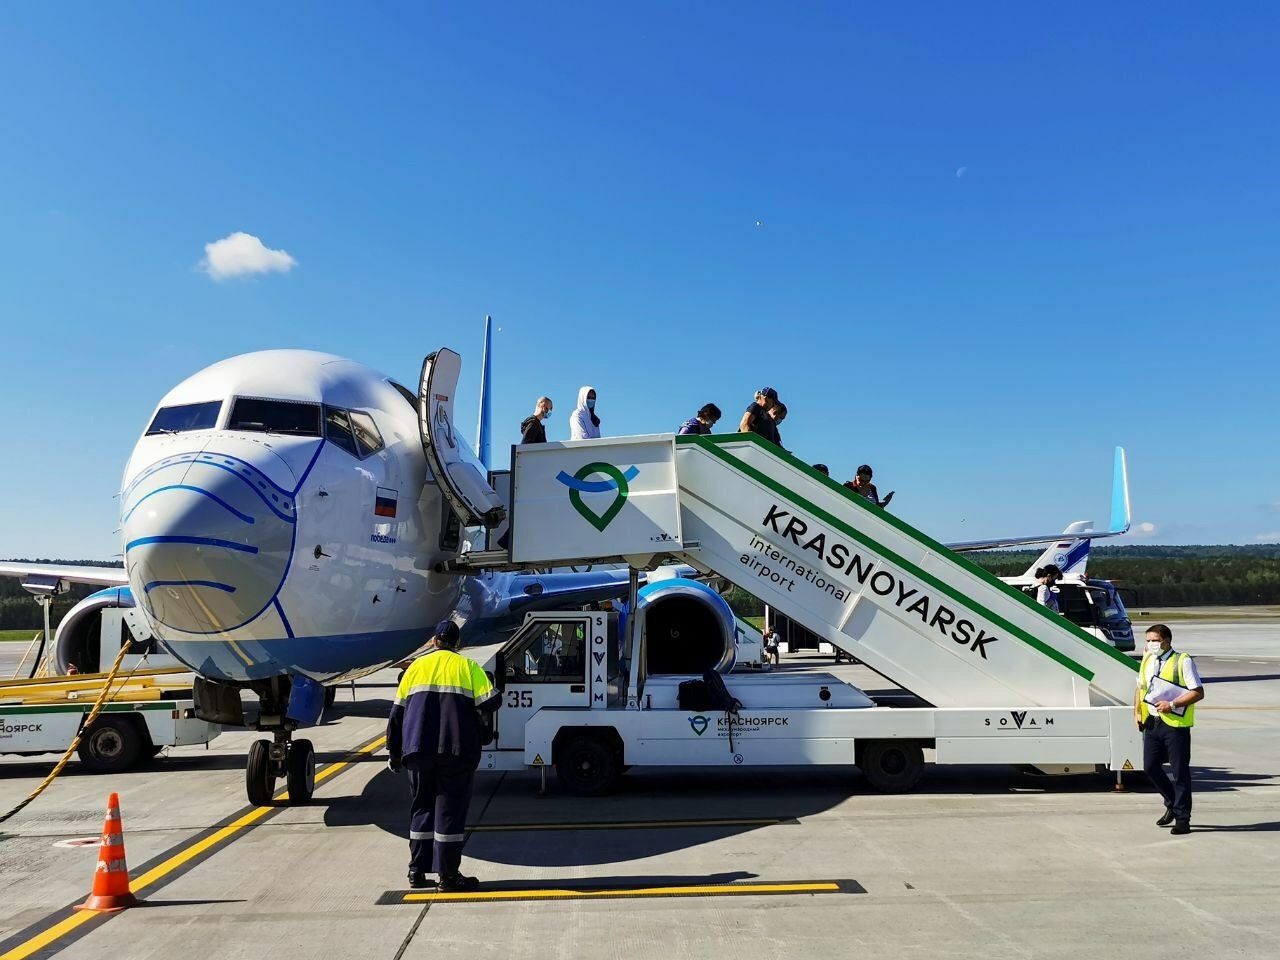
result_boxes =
[0,561,128,588]
[947,446,1131,553]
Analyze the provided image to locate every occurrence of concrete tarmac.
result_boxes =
[1,626,1278,960]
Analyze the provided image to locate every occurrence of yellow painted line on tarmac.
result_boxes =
[397,881,848,904]
[0,913,98,960]
[0,735,387,960]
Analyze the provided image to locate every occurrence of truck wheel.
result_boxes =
[246,739,276,806]
[78,716,144,773]
[555,735,620,797]
[286,739,316,804]
[859,740,925,793]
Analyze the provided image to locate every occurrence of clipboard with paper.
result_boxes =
[1144,675,1190,716]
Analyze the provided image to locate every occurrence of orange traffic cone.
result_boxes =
[75,792,139,912]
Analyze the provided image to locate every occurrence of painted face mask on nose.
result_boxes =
[1146,640,1164,655]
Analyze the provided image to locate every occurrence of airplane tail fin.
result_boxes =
[475,315,493,468]
[1110,445,1131,536]
[1022,521,1094,578]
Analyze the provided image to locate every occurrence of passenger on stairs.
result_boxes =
[1033,565,1063,613]
[519,396,553,444]
[844,465,894,508]
[568,386,601,440]
[748,399,786,448]
[679,403,722,435]
[738,386,779,433]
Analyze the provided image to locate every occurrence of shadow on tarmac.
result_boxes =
[1187,821,1280,833]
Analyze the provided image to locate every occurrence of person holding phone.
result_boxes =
[844,465,894,508]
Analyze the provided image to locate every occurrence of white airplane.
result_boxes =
[0,332,1132,806]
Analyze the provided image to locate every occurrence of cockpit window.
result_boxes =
[323,406,359,456]
[146,401,222,435]
[349,410,384,457]
[227,398,322,436]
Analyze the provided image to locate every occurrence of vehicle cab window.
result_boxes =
[504,621,587,683]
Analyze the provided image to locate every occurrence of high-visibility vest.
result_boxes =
[1138,651,1196,728]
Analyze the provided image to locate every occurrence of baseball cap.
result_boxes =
[758,386,779,401]
[433,620,460,643]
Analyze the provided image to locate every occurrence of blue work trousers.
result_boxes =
[405,753,474,876]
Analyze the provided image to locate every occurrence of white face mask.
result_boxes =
[1146,640,1164,656]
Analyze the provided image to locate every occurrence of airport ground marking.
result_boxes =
[379,879,864,905]
[0,733,387,960]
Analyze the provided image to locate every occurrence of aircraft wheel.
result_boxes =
[78,716,144,773]
[286,739,316,804]
[246,739,276,806]
[858,740,925,793]
[324,686,337,709]
[555,734,620,797]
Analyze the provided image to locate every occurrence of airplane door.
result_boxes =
[418,348,506,529]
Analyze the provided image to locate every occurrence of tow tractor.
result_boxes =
[0,607,219,772]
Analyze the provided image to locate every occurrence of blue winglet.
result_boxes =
[1109,446,1131,534]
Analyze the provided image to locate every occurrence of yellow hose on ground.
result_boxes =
[0,639,146,826]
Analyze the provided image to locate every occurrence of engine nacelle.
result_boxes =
[50,587,135,674]
[637,577,737,675]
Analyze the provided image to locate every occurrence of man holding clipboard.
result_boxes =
[1135,624,1205,836]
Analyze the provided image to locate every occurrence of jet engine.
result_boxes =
[636,577,738,675]
[48,587,135,674]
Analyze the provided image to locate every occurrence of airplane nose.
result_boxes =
[122,443,300,634]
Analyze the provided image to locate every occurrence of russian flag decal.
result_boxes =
[375,487,398,518]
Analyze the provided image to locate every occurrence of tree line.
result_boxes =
[5,545,1280,631]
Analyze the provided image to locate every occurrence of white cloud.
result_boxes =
[1130,521,1158,538]
[201,232,297,280]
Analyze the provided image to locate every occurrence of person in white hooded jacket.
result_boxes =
[568,386,601,440]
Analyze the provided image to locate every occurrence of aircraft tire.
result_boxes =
[286,739,316,804]
[555,734,620,797]
[858,740,925,793]
[246,739,275,806]
[77,716,144,773]
[324,686,337,709]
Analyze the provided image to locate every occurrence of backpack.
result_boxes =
[677,670,743,751]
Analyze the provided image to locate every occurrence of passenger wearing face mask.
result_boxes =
[519,396,553,444]
[1135,623,1204,836]
[569,386,601,440]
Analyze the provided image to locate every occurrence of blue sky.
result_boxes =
[2,4,1278,559]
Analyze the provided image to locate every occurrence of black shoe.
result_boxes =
[1156,807,1175,827]
[407,870,432,889]
[1170,820,1191,835]
[437,872,480,892]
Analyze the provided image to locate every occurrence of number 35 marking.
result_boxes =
[506,690,533,709]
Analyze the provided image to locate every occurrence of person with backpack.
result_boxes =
[519,396,553,444]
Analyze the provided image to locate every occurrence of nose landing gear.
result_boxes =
[246,730,316,806]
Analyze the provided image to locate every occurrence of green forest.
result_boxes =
[5,544,1280,630]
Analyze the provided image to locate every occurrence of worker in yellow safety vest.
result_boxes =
[1134,623,1204,836]
[387,620,500,890]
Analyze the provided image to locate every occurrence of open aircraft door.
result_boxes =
[418,348,507,529]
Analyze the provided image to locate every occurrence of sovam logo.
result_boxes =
[985,711,1055,730]
[556,462,640,532]
[688,715,710,736]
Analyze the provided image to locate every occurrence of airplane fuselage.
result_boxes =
[120,350,462,683]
